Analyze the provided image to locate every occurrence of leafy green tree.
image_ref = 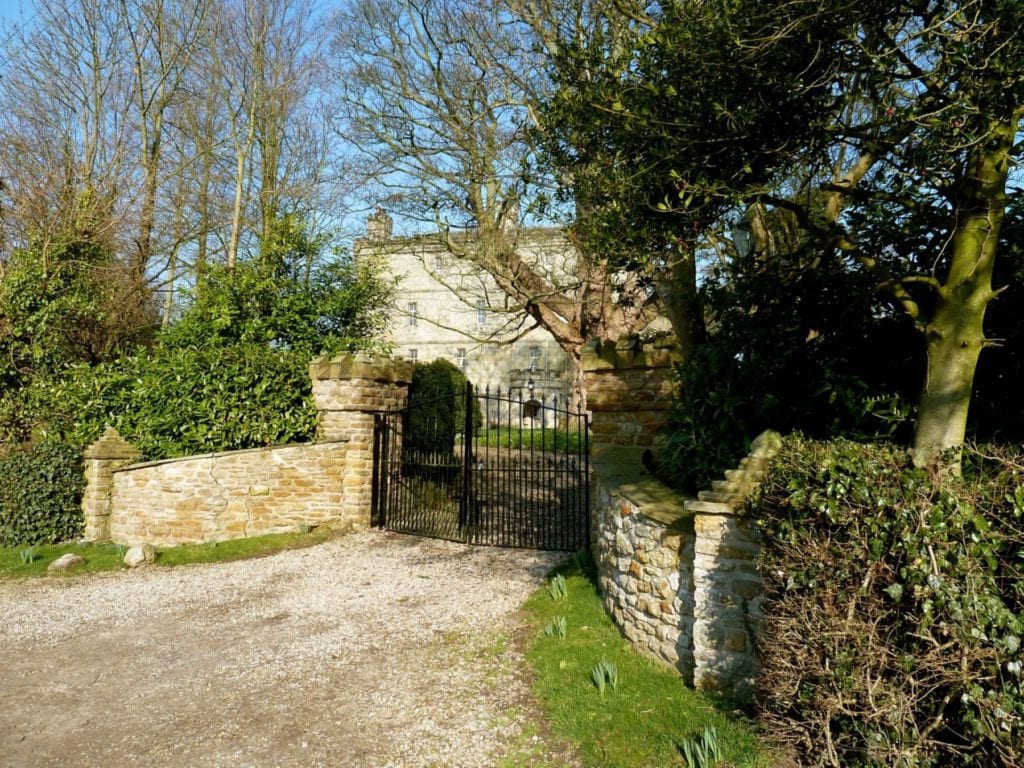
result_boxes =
[540,0,1024,470]
[1,216,395,457]
[0,235,155,391]
[160,214,394,353]
[662,242,922,491]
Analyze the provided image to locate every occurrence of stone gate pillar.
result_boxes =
[82,427,142,542]
[309,353,413,528]
[580,333,681,448]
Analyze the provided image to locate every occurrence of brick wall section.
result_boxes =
[82,353,412,548]
[583,333,780,703]
[310,353,412,526]
[581,336,680,446]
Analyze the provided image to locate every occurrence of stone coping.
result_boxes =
[591,445,694,528]
[110,439,348,473]
[309,352,414,383]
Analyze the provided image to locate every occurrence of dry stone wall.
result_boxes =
[82,353,412,547]
[583,333,779,703]
[594,480,696,683]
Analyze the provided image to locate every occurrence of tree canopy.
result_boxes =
[540,0,1024,467]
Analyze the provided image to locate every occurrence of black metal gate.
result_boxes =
[371,383,590,551]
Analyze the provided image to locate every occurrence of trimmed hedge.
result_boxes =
[753,437,1023,766]
[0,442,84,546]
[13,344,318,461]
[405,358,480,455]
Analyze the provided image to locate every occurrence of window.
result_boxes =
[407,302,417,326]
[528,346,541,372]
[434,254,443,272]
[476,299,486,325]
[408,348,418,361]
[456,348,468,370]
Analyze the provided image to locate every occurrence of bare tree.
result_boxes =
[119,0,210,285]
[330,0,657,406]
[0,0,130,259]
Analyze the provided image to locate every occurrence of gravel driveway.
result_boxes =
[0,532,575,768]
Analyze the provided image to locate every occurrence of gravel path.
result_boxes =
[0,532,576,768]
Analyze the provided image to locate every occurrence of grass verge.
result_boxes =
[0,526,335,579]
[520,554,771,768]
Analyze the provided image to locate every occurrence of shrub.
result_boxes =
[0,442,84,546]
[404,358,480,455]
[18,344,318,460]
[658,236,920,493]
[753,436,1023,767]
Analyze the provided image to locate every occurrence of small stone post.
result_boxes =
[309,352,413,529]
[82,428,141,542]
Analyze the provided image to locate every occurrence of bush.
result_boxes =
[18,344,318,460]
[0,442,84,546]
[405,359,480,455]
[658,237,920,493]
[753,436,1023,766]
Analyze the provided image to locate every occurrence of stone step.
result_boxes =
[738,456,769,471]
[724,468,765,483]
[683,499,736,515]
[698,490,745,504]
[712,479,751,494]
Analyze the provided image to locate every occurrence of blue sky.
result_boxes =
[0,1,30,25]
[0,0,22,17]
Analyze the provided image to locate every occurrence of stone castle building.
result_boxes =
[354,210,573,424]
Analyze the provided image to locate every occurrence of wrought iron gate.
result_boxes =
[371,383,590,551]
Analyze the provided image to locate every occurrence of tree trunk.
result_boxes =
[911,114,1017,470]
[658,246,703,358]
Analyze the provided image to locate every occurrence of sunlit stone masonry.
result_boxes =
[81,353,412,547]
[583,330,779,703]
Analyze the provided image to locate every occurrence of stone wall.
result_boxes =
[582,335,679,447]
[593,471,696,683]
[82,352,412,547]
[583,331,779,703]
[107,442,351,545]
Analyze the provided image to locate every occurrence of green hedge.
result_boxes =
[0,442,84,546]
[753,437,1023,766]
[405,359,480,455]
[14,344,318,461]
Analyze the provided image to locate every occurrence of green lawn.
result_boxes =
[0,527,335,578]
[474,427,587,452]
[518,555,773,768]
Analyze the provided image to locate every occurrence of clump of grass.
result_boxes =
[521,552,769,767]
[19,546,34,565]
[544,616,568,639]
[547,573,567,600]
[679,726,723,768]
[591,658,618,695]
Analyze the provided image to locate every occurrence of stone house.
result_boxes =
[354,210,574,426]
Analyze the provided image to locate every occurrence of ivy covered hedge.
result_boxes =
[753,437,1023,767]
[0,442,84,546]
